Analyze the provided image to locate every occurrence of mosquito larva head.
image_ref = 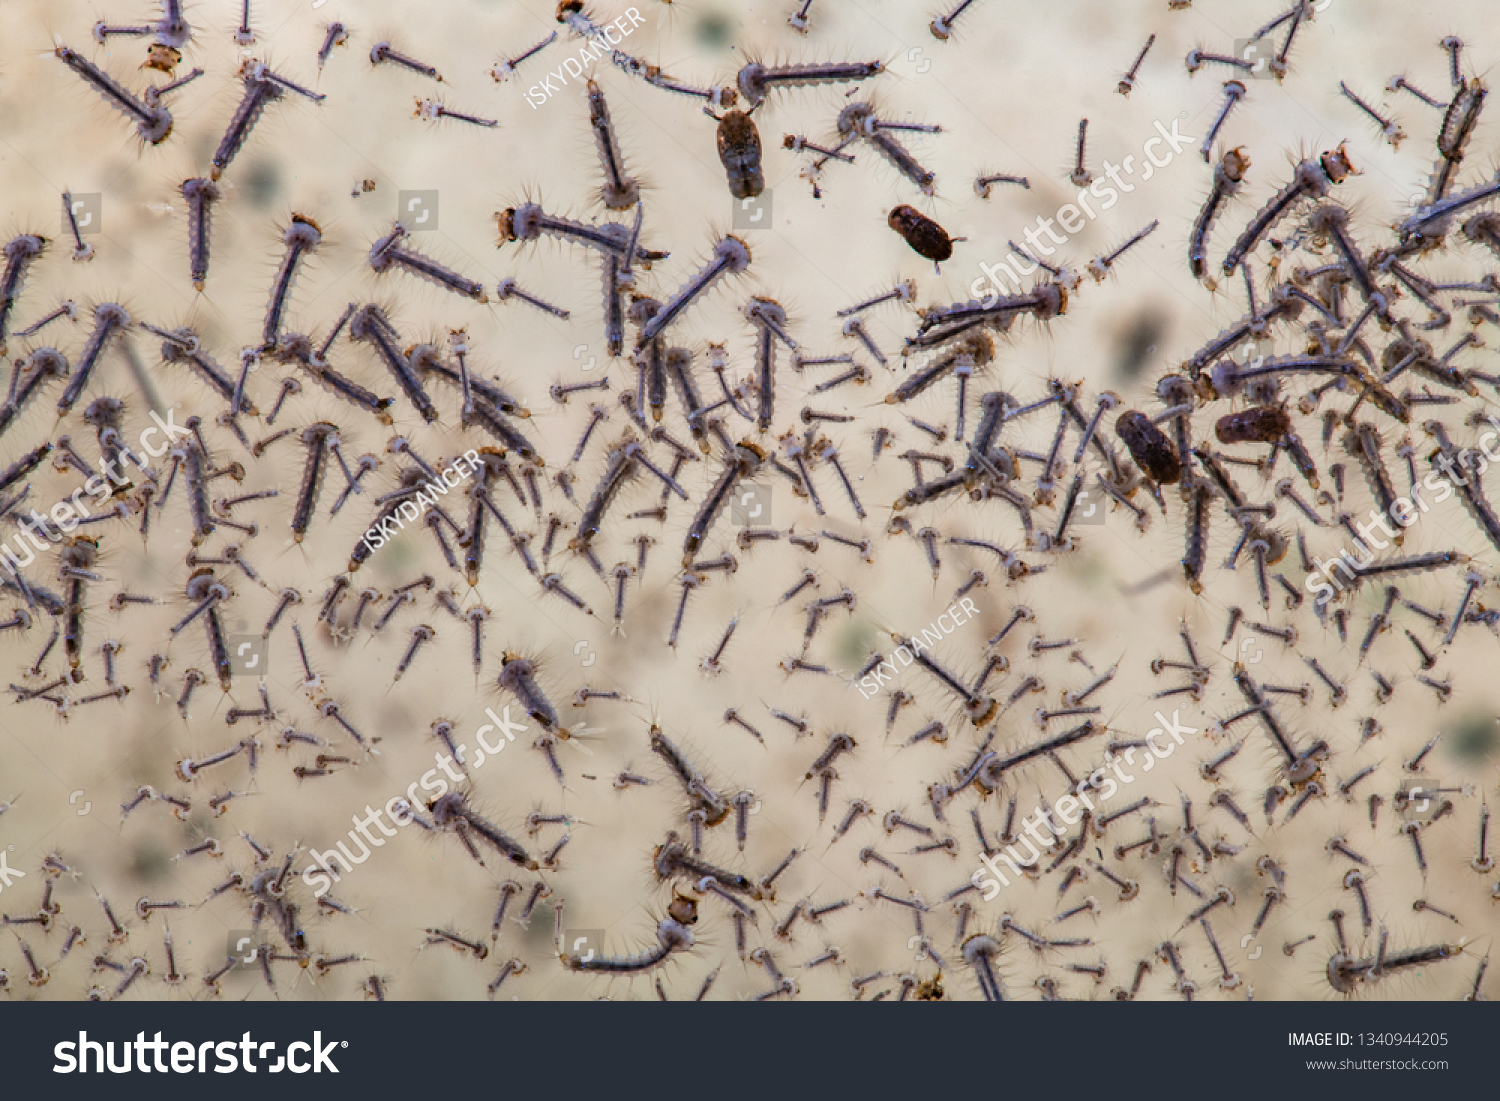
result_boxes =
[283,214,323,250]
[659,918,694,951]
[1326,952,1360,994]
[429,791,465,826]
[714,236,752,273]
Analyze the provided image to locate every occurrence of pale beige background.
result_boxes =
[0,0,1496,1001]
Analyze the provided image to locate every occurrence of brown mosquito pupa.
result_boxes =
[635,237,752,350]
[1115,410,1181,484]
[1216,404,1290,445]
[711,106,764,200]
[54,47,173,144]
[262,216,322,349]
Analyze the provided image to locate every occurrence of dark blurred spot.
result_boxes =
[1115,312,1164,382]
[696,12,735,49]
[131,843,173,883]
[1447,714,1498,762]
[242,161,281,210]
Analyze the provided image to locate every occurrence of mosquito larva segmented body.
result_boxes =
[838,103,937,196]
[55,303,130,417]
[736,58,883,107]
[291,423,339,543]
[570,438,636,551]
[370,40,442,81]
[178,180,220,292]
[0,236,46,355]
[561,918,694,973]
[211,66,283,180]
[348,305,439,424]
[586,80,638,209]
[1189,148,1249,280]
[682,441,765,567]
[367,224,488,303]
[55,47,173,144]
[262,217,322,350]
[499,654,566,737]
[1222,146,1354,274]
[635,237,752,350]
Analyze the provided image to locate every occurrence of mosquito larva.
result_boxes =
[211,66,283,180]
[1088,219,1160,282]
[368,225,488,303]
[581,80,638,209]
[370,40,442,81]
[838,102,936,196]
[736,58,883,107]
[315,22,349,69]
[56,303,130,416]
[491,30,556,81]
[499,654,566,736]
[0,235,48,355]
[499,202,667,264]
[415,98,498,128]
[495,279,569,320]
[290,423,338,543]
[348,305,439,423]
[636,237,752,350]
[243,226,317,361]
[1223,146,1354,274]
[54,47,173,144]
[1200,80,1247,161]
